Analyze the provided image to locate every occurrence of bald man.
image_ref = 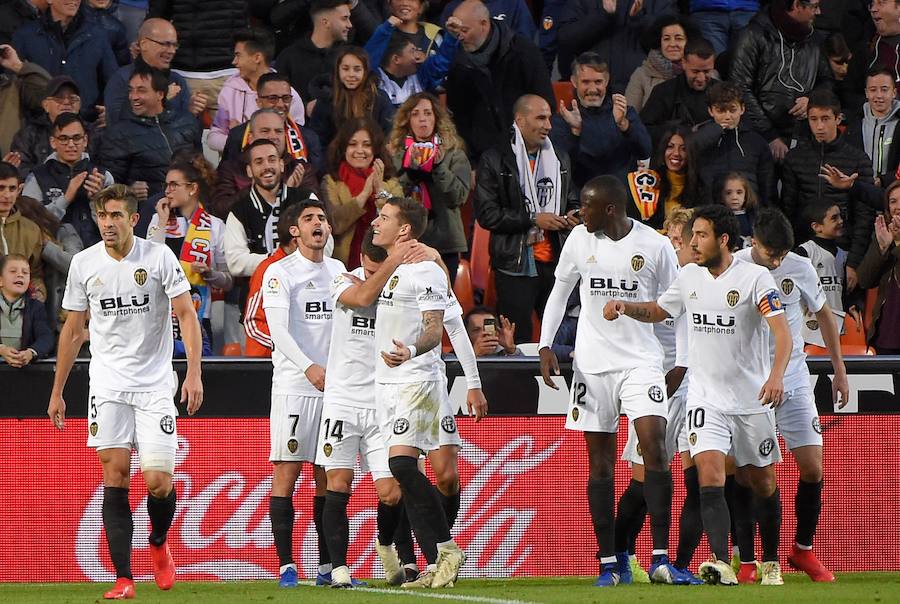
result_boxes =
[445,0,554,161]
[103,18,204,124]
[473,94,579,343]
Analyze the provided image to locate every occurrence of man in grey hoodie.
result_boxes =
[846,66,900,187]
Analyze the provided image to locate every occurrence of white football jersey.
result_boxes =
[375,262,448,383]
[798,239,846,347]
[262,250,345,396]
[654,318,677,372]
[553,220,679,374]
[657,257,784,414]
[324,267,378,409]
[735,249,826,389]
[62,238,190,392]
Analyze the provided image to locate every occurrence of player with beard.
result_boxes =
[319,228,487,587]
[48,185,204,600]
[369,197,467,588]
[539,176,685,587]
[605,204,792,586]
[734,208,848,583]
[261,199,343,588]
[616,213,704,584]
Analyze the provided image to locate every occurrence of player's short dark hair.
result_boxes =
[385,197,428,238]
[0,253,29,274]
[684,37,715,60]
[311,0,351,18]
[129,62,168,97]
[808,88,841,116]
[570,52,609,80]
[805,200,840,227]
[362,227,388,262]
[277,201,304,245]
[692,204,741,251]
[257,72,291,94]
[463,305,498,328]
[292,197,329,225]
[583,174,627,210]
[706,81,743,109]
[866,66,896,85]
[233,27,275,63]
[752,207,795,253]
[52,112,86,133]
[92,184,139,216]
[0,161,20,183]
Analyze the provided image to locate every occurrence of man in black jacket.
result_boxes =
[640,38,717,147]
[474,94,579,343]
[99,64,201,200]
[782,90,874,284]
[445,0,554,162]
[275,0,352,101]
[730,0,830,162]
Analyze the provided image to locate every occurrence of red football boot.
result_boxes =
[737,562,758,584]
[103,577,136,599]
[788,545,835,582]
[150,542,177,590]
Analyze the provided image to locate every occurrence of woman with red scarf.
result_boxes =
[321,118,403,268]
[389,92,471,282]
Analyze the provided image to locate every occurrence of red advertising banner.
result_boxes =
[2,416,898,582]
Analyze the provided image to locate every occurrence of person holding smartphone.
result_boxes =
[463,306,520,356]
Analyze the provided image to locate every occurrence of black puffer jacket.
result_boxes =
[445,23,554,162]
[99,109,202,196]
[640,74,715,147]
[781,134,874,267]
[148,0,248,71]
[730,8,830,142]
[275,36,340,102]
[693,121,775,204]
[473,142,578,273]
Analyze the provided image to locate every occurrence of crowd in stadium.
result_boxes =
[1,0,900,362]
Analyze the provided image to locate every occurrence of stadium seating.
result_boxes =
[552,81,575,109]
[454,259,476,315]
[804,314,874,356]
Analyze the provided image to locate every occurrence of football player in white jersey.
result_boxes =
[617,212,704,583]
[734,208,848,583]
[605,204,793,586]
[369,197,467,588]
[48,185,204,600]
[320,228,486,588]
[261,198,344,588]
[538,176,686,587]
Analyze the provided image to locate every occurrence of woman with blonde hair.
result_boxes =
[321,117,403,268]
[390,91,470,281]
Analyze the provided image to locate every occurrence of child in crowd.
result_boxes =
[797,201,863,347]
[720,172,757,248]
[695,81,774,205]
[0,254,54,367]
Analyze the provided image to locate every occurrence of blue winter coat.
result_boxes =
[12,10,118,114]
[550,95,652,189]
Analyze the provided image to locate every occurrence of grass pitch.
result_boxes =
[4,574,899,604]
